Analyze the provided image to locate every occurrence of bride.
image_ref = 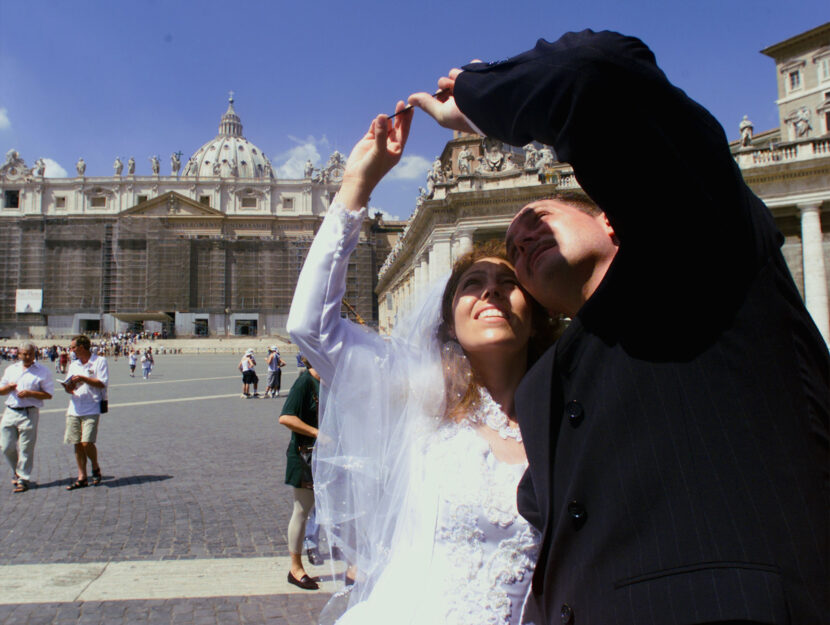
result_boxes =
[287,103,558,625]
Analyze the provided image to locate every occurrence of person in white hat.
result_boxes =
[238,349,258,398]
[263,346,286,398]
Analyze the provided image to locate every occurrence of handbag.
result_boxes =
[297,444,314,488]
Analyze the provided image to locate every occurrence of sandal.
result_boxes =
[13,481,28,493]
[66,479,88,490]
[91,468,102,485]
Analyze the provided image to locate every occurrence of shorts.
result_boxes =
[267,369,282,389]
[64,414,100,444]
[242,370,258,385]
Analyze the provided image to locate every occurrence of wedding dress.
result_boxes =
[287,203,541,625]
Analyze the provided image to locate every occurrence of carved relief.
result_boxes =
[479,137,505,172]
[0,150,31,181]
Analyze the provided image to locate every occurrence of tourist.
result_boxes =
[278,356,321,591]
[0,343,54,493]
[63,335,108,490]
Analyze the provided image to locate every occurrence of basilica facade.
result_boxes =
[0,96,396,337]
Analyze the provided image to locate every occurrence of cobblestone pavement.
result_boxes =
[0,353,335,624]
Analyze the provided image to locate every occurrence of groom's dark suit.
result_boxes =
[455,31,829,624]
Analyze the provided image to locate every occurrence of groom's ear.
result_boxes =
[601,213,619,246]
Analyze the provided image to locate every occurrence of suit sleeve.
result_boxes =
[517,467,543,531]
[454,30,778,297]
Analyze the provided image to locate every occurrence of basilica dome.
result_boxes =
[182,94,274,179]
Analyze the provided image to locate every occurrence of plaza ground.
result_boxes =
[0,354,338,624]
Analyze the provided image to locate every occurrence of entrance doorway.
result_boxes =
[79,318,100,334]
[234,319,257,336]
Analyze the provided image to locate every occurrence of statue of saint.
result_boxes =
[304,159,314,178]
[127,157,136,175]
[113,157,123,176]
[523,143,538,169]
[171,153,181,175]
[150,155,160,175]
[739,116,754,147]
[76,158,86,176]
[457,146,474,175]
[35,158,46,177]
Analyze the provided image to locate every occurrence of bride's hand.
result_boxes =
[337,101,413,211]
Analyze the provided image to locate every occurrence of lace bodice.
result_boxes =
[427,420,541,625]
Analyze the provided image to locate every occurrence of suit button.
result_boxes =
[565,400,584,428]
[568,500,587,531]
[560,603,574,624]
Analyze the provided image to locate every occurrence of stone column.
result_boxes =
[429,238,453,282]
[798,202,829,344]
[416,256,429,303]
[454,229,474,262]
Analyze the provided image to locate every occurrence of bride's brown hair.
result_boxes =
[435,240,561,421]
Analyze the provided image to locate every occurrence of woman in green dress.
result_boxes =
[279,356,321,590]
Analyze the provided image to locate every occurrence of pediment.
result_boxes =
[121,191,225,218]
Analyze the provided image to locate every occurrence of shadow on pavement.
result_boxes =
[102,474,173,488]
[33,474,173,489]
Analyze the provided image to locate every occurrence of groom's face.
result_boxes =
[505,199,617,315]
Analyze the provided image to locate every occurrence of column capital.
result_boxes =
[797,201,822,214]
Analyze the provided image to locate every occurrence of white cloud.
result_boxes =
[386,154,430,180]
[42,158,68,177]
[272,135,330,179]
[0,108,10,131]
[369,207,402,221]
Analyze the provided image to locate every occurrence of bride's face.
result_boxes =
[451,258,533,357]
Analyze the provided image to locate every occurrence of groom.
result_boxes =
[410,30,829,625]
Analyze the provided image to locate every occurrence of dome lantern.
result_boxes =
[219,91,243,137]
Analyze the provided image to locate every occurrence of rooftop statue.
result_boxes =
[457,146,474,175]
[739,116,754,147]
[127,157,135,175]
[76,158,86,176]
[114,157,123,176]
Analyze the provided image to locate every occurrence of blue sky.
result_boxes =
[1,1,827,219]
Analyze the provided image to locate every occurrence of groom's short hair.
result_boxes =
[536,190,602,217]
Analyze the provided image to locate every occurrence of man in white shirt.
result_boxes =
[63,335,108,490]
[0,342,54,493]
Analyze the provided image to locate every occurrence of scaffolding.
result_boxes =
[0,214,387,335]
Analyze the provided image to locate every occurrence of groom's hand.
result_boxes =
[408,66,479,134]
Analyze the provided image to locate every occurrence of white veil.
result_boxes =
[313,274,451,624]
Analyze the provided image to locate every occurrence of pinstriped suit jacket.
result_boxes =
[455,30,829,625]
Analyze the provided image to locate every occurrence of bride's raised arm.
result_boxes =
[286,104,413,385]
